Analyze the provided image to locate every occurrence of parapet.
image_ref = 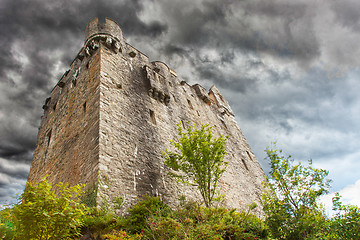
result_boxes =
[209,86,234,116]
[85,18,123,44]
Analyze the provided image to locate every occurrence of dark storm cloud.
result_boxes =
[164,44,189,57]
[157,0,320,69]
[162,0,228,46]
[0,158,30,180]
[331,0,360,31]
[233,67,336,128]
[196,63,257,93]
[0,157,29,204]
[0,116,36,160]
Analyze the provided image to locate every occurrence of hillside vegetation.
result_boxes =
[1,148,359,239]
[1,124,359,239]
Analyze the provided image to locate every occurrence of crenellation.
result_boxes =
[209,86,234,116]
[28,18,266,216]
[192,84,211,105]
[85,18,123,46]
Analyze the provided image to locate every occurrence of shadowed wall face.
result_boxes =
[28,18,266,215]
[27,44,101,190]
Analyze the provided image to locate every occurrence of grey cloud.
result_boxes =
[0,158,30,180]
[219,50,236,64]
[162,0,228,46]
[157,0,321,69]
[0,158,29,205]
[196,63,257,93]
[331,0,360,31]
[226,68,340,145]
[163,44,190,58]
[229,1,320,64]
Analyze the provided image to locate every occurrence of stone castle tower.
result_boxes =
[28,18,266,213]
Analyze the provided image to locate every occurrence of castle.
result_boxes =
[28,18,266,214]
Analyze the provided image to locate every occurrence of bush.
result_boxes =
[82,206,120,235]
[0,207,16,240]
[102,229,142,240]
[12,177,87,240]
[136,198,268,240]
[92,196,268,239]
[123,195,171,234]
[3,190,268,240]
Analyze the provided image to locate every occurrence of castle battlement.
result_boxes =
[85,18,123,44]
[51,19,234,122]
[29,18,266,215]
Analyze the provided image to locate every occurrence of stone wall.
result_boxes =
[28,46,101,191]
[28,18,266,215]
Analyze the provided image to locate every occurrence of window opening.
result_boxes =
[187,99,194,110]
[44,130,52,165]
[153,72,158,81]
[129,51,136,58]
[150,110,156,125]
[83,102,87,113]
[242,159,249,171]
[57,82,65,88]
[246,151,253,161]
[221,120,227,130]
[53,102,57,111]
[47,130,52,146]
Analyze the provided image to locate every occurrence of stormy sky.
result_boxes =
[1,0,360,210]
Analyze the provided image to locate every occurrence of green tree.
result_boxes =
[164,122,228,207]
[262,146,331,239]
[12,177,88,240]
[326,192,360,239]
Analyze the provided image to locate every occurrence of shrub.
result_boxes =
[123,195,171,234]
[82,206,120,235]
[141,198,268,240]
[102,229,142,240]
[0,207,16,240]
[12,177,87,240]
